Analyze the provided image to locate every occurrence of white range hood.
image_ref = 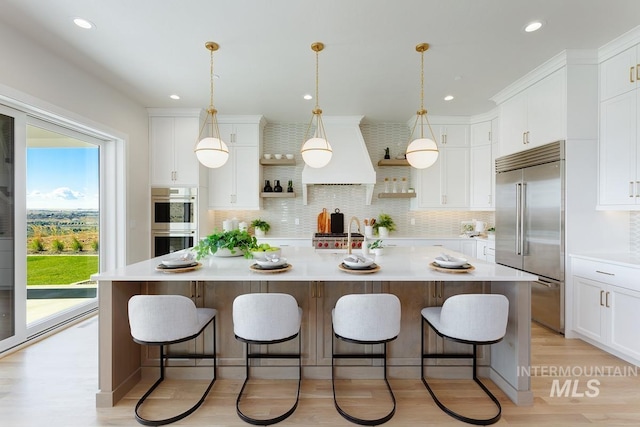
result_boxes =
[301,115,377,205]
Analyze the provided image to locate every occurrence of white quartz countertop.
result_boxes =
[570,252,640,268]
[93,246,537,282]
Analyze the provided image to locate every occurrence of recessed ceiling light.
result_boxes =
[73,18,95,29]
[444,95,454,101]
[169,94,180,100]
[303,94,313,100]
[524,21,543,33]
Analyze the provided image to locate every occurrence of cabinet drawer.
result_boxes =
[572,258,640,291]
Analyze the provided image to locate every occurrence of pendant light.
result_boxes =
[405,43,439,169]
[301,42,332,168]
[194,41,229,168]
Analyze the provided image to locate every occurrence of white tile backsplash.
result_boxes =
[207,122,494,238]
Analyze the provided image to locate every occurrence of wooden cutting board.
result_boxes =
[317,208,331,233]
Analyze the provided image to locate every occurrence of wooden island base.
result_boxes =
[94,247,535,408]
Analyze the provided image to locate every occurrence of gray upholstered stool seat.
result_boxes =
[421,294,509,425]
[331,293,401,426]
[128,294,217,426]
[232,293,302,425]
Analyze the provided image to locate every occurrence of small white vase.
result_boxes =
[364,225,374,238]
[377,226,389,238]
[255,228,265,238]
[372,247,384,256]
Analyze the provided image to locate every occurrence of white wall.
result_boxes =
[0,23,149,263]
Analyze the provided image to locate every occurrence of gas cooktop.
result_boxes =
[313,232,364,250]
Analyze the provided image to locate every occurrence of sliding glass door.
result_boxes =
[0,105,26,352]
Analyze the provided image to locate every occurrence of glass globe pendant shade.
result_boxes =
[406,137,439,169]
[195,137,229,168]
[301,137,332,168]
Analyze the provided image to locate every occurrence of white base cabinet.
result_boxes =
[572,256,640,365]
[475,238,495,263]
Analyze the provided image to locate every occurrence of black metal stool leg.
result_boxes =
[134,318,217,426]
[236,335,301,425]
[421,317,502,426]
[331,333,397,426]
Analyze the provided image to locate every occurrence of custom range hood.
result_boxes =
[301,116,377,205]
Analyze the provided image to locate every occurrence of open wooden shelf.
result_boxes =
[378,192,416,199]
[378,159,410,166]
[260,159,296,166]
[261,192,296,198]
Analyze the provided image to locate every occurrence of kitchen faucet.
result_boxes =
[347,216,361,255]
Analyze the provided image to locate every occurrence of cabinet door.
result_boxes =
[150,117,177,186]
[233,146,260,209]
[470,143,493,208]
[172,116,200,185]
[498,94,528,157]
[573,276,606,343]
[600,46,638,101]
[608,284,640,360]
[414,154,442,208]
[441,147,469,208]
[476,240,488,261]
[598,91,638,206]
[470,121,492,147]
[439,124,469,147]
[527,68,566,147]
[217,123,260,146]
[208,152,235,208]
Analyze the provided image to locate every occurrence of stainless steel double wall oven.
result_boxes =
[151,187,197,257]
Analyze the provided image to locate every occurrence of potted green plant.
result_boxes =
[373,213,395,238]
[195,229,257,259]
[368,239,384,256]
[251,218,271,237]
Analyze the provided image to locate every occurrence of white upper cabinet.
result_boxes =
[598,81,640,207]
[600,45,640,102]
[149,109,202,187]
[498,68,566,157]
[208,116,265,210]
[412,123,469,210]
[470,119,497,209]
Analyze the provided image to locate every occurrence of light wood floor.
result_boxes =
[1,316,639,426]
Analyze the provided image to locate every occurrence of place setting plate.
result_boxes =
[429,254,474,273]
[249,257,292,274]
[338,255,380,274]
[156,262,202,273]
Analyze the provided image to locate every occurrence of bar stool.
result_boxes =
[331,293,401,426]
[421,294,509,425]
[128,294,217,426]
[232,293,302,425]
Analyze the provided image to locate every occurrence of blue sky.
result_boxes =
[27,147,99,210]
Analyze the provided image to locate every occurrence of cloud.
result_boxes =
[51,187,84,200]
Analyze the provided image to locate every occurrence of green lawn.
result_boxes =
[27,255,99,286]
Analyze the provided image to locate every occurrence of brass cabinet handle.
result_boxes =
[600,290,604,307]
[636,181,640,197]
[438,282,443,299]
[605,291,610,308]
[522,132,526,145]
[631,66,635,83]
[630,181,635,198]
[637,64,640,82]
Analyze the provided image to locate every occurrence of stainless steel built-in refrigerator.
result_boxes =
[495,141,565,333]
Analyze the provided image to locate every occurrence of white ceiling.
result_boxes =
[3,0,640,123]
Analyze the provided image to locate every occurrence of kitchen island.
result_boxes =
[93,246,536,408]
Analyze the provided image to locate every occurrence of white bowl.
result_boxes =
[254,257,287,269]
[274,154,283,160]
[285,154,294,160]
[161,257,196,267]
[263,154,272,159]
[433,256,467,268]
[342,255,374,269]
[251,248,281,260]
